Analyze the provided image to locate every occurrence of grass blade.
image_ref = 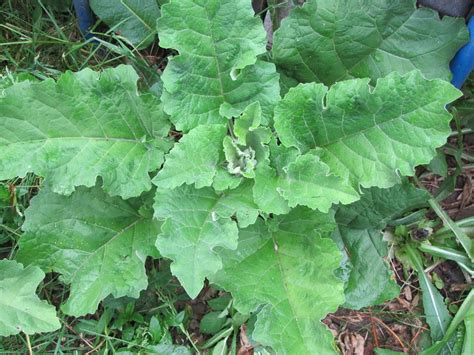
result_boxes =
[420,290,473,355]
[405,244,452,343]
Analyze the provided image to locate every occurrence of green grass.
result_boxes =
[0,0,163,85]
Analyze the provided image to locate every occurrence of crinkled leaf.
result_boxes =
[157,0,280,131]
[335,182,429,309]
[0,65,170,199]
[223,136,257,178]
[212,208,344,354]
[224,103,272,179]
[274,71,461,190]
[278,70,299,96]
[0,260,60,336]
[279,153,359,212]
[90,0,160,46]
[153,124,227,189]
[154,186,240,298]
[273,0,467,85]
[253,145,358,213]
[17,186,161,316]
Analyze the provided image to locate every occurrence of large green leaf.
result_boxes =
[274,71,461,190]
[0,260,60,336]
[211,208,344,354]
[90,0,160,47]
[0,65,170,199]
[17,186,161,316]
[157,0,280,131]
[335,182,429,309]
[273,0,467,85]
[153,124,227,189]
[154,184,259,298]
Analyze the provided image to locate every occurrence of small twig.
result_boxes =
[374,318,407,351]
[25,333,33,355]
[369,310,380,348]
[85,339,106,355]
[410,325,428,347]
[62,321,95,350]
[424,260,443,274]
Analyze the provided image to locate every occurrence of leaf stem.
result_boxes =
[449,128,473,137]
[227,119,236,140]
[444,146,474,163]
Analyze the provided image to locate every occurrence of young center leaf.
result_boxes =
[221,102,272,180]
[211,208,344,354]
[153,183,259,299]
[273,0,467,85]
[157,0,280,131]
[334,182,429,309]
[0,260,60,336]
[0,65,170,199]
[17,186,161,316]
[274,71,462,190]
